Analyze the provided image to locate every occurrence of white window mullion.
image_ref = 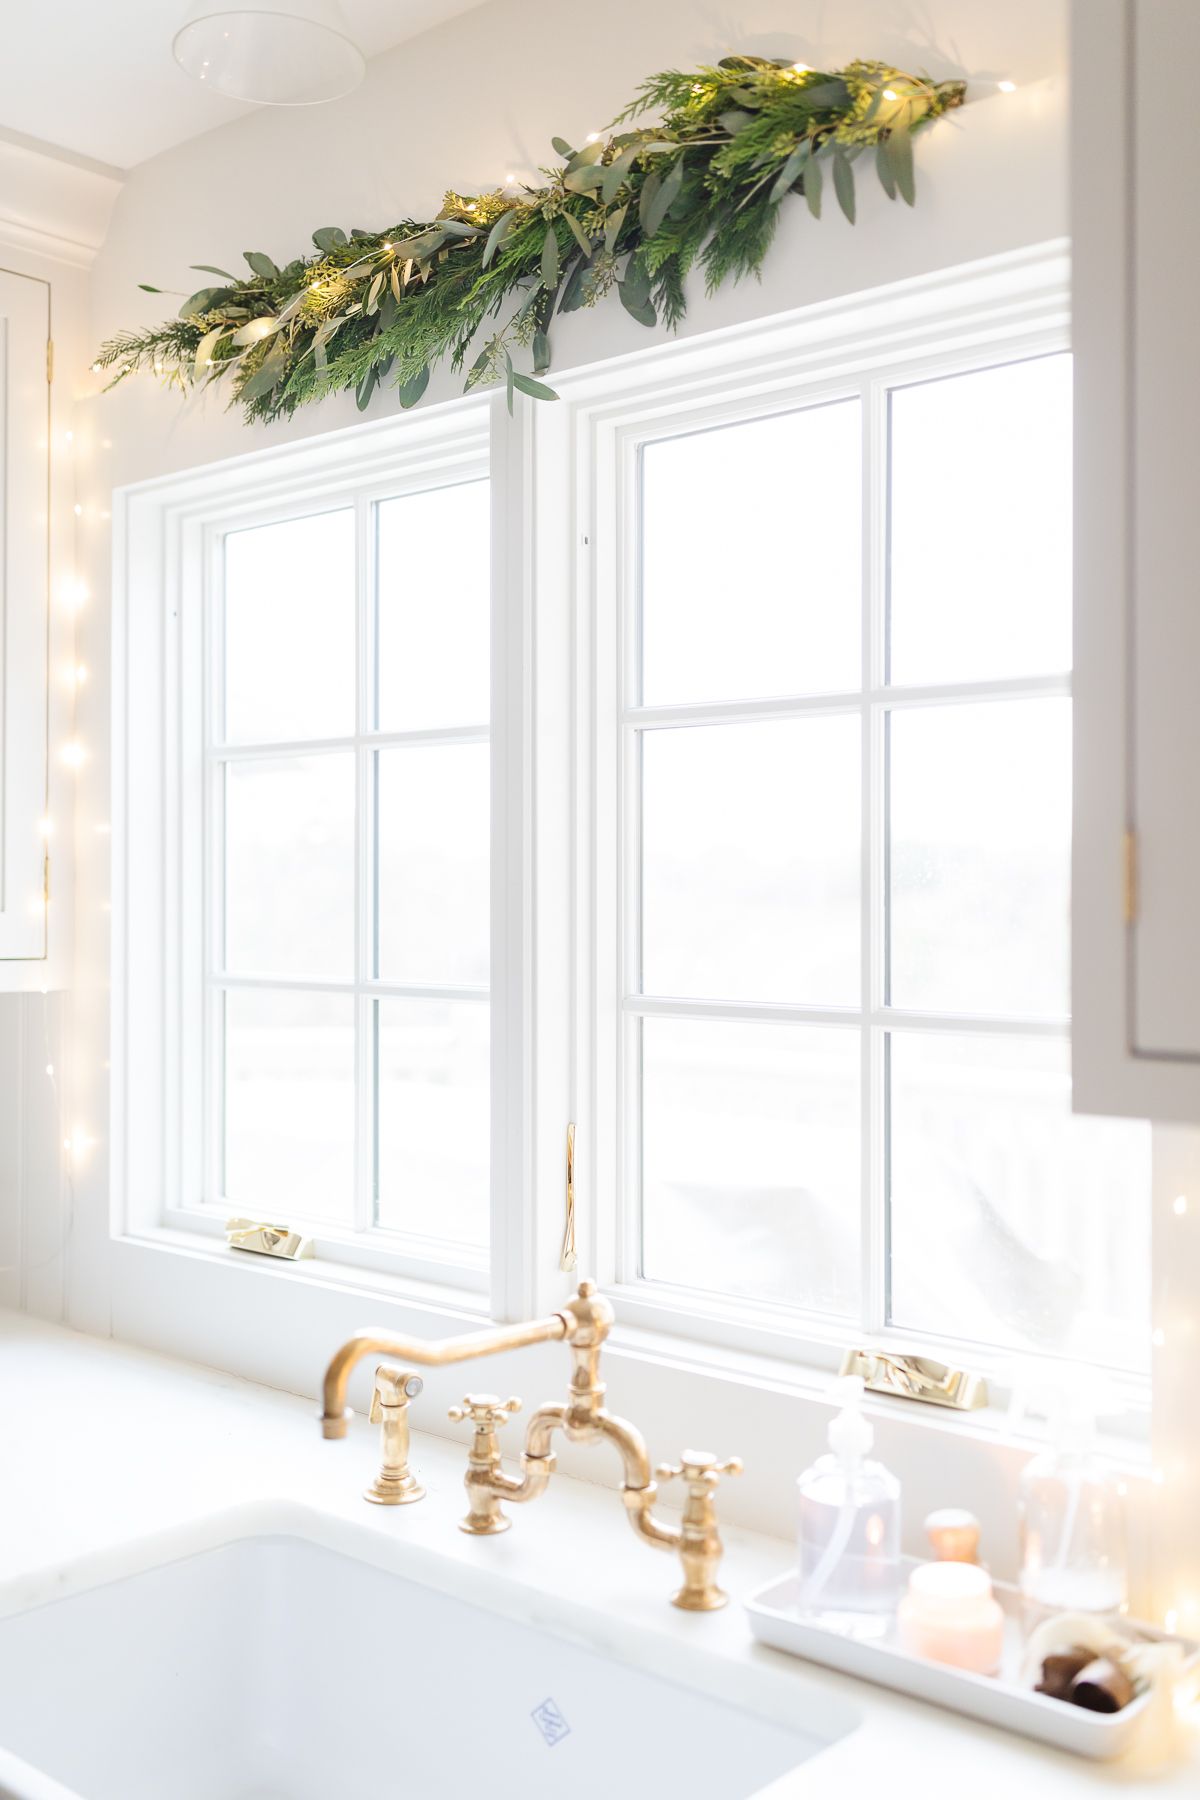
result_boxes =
[352,491,374,1236]
[576,412,622,1299]
[861,375,887,1337]
[489,394,536,1320]
[619,432,644,1288]
[203,528,228,1213]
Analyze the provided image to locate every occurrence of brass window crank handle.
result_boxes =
[364,1365,425,1506]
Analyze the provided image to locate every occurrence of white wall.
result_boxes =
[0,139,121,1322]
[85,0,1066,482]
[60,0,1067,1352]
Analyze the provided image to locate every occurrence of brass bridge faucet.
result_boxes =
[320,1279,742,1610]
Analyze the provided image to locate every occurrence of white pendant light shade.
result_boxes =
[173,0,366,105]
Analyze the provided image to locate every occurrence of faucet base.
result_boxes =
[364,1472,425,1506]
[458,1512,512,1536]
[671,1584,729,1612]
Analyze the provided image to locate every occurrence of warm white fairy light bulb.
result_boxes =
[60,741,86,769]
[882,87,898,101]
[1174,1193,1189,1217]
[997,79,1017,93]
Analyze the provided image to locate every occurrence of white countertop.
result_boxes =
[0,1308,1191,1796]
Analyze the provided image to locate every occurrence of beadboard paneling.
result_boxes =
[0,992,66,1320]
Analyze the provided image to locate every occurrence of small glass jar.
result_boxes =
[897,1561,1006,1675]
[1017,1434,1127,1628]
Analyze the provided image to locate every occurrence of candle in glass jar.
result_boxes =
[897,1561,1006,1675]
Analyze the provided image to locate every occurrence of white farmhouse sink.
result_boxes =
[0,1516,849,1800]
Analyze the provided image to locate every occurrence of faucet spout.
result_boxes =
[320,1314,569,1438]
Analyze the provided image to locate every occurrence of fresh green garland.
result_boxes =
[95,55,965,421]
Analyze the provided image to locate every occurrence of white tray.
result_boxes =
[745,1566,1198,1761]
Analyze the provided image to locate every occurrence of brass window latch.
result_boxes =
[225,1218,313,1259]
[839,1347,987,1411]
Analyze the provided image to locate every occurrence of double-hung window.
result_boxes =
[186,446,492,1289]
[584,320,1151,1386]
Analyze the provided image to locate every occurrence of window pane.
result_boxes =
[376,999,489,1249]
[888,698,1070,1017]
[888,355,1072,684]
[224,989,355,1226]
[377,481,489,731]
[376,743,489,985]
[224,753,355,980]
[223,509,355,742]
[641,1017,859,1316]
[641,402,861,706]
[641,716,860,1006]
[888,1031,1151,1371]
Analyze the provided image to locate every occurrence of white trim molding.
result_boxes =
[0,133,123,270]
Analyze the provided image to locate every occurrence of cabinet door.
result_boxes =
[1072,0,1200,1119]
[0,269,49,963]
[1128,0,1200,1061]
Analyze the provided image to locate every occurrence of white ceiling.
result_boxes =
[0,0,488,172]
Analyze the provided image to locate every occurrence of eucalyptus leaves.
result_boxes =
[95,55,965,422]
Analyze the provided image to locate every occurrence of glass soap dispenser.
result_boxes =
[796,1375,902,1639]
[1017,1391,1127,1629]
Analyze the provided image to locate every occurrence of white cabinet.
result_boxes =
[1072,0,1200,1120]
[0,268,50,964]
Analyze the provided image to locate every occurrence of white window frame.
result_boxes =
[581,328,1119,1391]
[196,471,492,1290]
[113,397,523,1311]
[550,243,1150,1397]
[109,242,1183,1589]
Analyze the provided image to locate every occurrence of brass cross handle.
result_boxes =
[656,1450,744,1493]
[448,1393,522,1429]
[448,1394,523,1537]
[653,1449,743,1613]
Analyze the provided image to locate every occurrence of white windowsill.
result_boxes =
[107,1226,1156,1599]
